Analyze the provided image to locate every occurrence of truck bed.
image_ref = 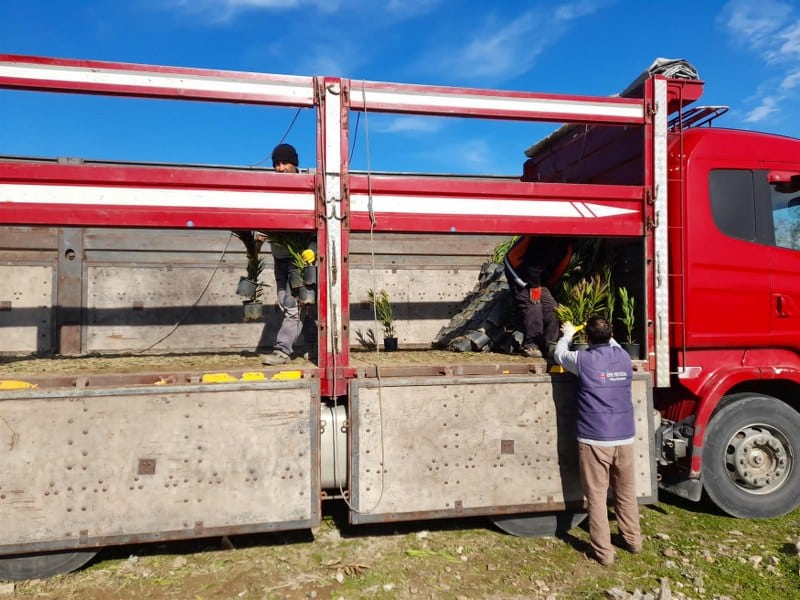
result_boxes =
[0,349,547,389]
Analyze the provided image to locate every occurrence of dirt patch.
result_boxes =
[0,349,535,378]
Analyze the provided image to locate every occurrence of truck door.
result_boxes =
[693,168,771,348]
[766,168,800,344]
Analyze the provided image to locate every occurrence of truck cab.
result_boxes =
[658,126,800,518]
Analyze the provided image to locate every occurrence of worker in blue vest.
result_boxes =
[554,315,642,566]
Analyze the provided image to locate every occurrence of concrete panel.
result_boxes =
[350,374,654,523]
[0,381,319,554]
[0,265,53,354]
[85,265,284,353]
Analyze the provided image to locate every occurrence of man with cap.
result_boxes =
[271,143,299,174]
[260,143,317,365]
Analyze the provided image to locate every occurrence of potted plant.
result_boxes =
[555,272,611,349]
[617,286,639,359]
[233,230,267,321]
[267,233,316,303]
[368,288,397,351]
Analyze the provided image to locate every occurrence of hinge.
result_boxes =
[644,101,656,123]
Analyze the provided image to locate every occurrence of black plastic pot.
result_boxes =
[289,268,303,290]
[296,285,316,305]
[236,277,257,298]
[622,343,640,360]
[383,337,398,352]
[242,302,263,322]
[303,265,317,287]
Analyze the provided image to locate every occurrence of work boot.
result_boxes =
[585,550,615,567]
[261,350,291,366]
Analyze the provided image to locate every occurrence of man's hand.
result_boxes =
[561,321,577,340]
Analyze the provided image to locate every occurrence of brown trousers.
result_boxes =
[578,442,641,562]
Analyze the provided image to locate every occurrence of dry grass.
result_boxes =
[7,500,800,599]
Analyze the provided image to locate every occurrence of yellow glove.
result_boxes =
[301,249,315,265]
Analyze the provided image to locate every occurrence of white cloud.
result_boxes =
[744,96,779,123]
[775,22,800,59]
[719,0,800,127]
[371,116,444,135]
[419,1,606,85]
[779,68,800,92]
[386,0,442,17]
[553,0,603,22]
[165,0,339,23]
[720,0,791,53]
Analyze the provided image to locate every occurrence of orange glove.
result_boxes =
[529,286,542,304]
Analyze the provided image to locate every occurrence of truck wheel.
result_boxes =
[490,511,586,537]
[702,393,800,519]
[0,550,97,581]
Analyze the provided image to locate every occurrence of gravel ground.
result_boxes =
[3,499,799,599]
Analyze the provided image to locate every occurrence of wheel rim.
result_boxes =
[724,424,793,494]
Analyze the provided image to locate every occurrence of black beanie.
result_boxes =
[271,143,299,167]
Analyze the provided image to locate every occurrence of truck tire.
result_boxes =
[702,393,800,519]
[0,550,97,581]
[490,511,587,537]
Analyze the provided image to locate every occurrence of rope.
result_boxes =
[333,81,386,514]
[249,107,303,167]
[135,231,235,353]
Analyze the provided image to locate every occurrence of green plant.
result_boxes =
[555,273,612,343]
[602,265,615,324]
[617,286,636,344]
[367,289,396,339]
[233,230,267,302]
[490,236,520,264]
[560,238,611,284]
[267,232,308,270]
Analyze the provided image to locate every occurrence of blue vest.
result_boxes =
[575,343,634,443]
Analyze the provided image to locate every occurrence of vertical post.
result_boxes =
[318,77,350,397]
[55,227,84,354]
[651,77,670,388]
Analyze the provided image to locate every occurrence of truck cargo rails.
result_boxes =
[0,53,798,580]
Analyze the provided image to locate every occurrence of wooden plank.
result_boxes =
[0,227,58,250]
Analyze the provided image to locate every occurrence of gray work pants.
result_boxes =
[273,257,315,356]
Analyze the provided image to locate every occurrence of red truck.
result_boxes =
[0,54,798,580]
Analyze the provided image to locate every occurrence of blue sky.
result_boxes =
[1,0,798,175]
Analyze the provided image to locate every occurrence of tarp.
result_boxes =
[525,58,700,158]
[618,57,700,98]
